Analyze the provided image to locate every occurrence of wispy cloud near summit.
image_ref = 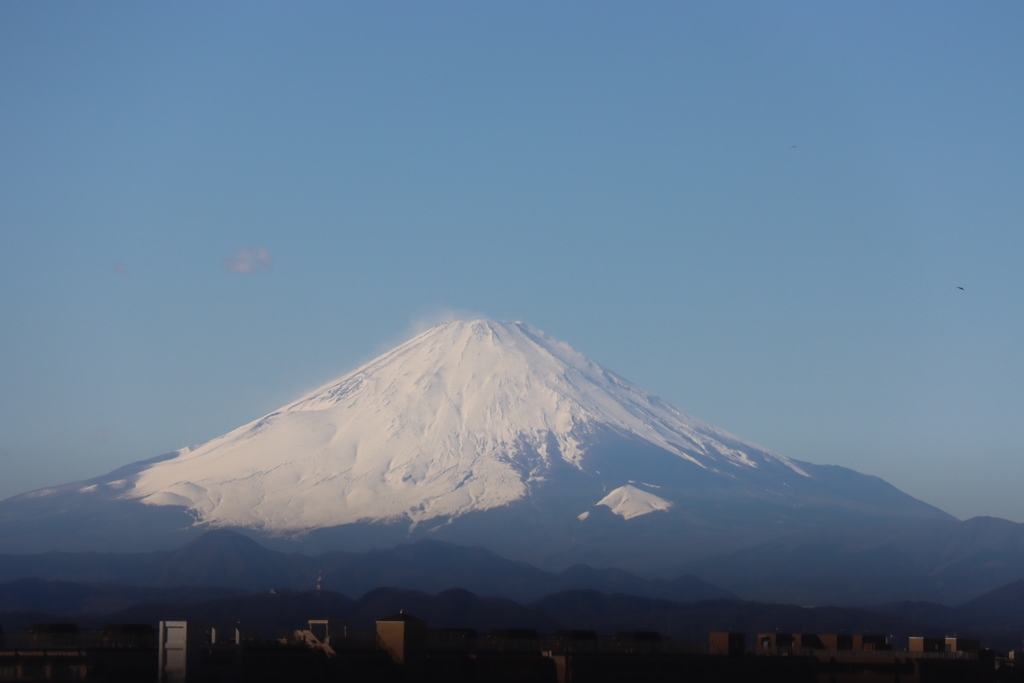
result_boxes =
[223,246,271,273]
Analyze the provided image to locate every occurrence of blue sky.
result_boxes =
[2,2,1022,522]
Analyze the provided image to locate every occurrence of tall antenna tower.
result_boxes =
[316,566,323,596]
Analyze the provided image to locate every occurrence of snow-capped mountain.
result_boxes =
[130,320,809,532]
[0,320,953,572]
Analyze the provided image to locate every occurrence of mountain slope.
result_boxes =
[0,579,242,616]
[128,319,816,532]
[680,515,1024,605]
[0,319,952,572]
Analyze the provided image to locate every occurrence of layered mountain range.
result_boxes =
[0,320,953,575]
[3,530,1024,650]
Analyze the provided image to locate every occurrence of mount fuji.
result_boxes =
[0,320,952,573]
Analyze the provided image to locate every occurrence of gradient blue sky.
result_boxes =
[2,2,1022,522]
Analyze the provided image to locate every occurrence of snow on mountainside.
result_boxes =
[129,319,809,533]
[585,485,673,521]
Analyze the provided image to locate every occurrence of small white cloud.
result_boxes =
[223,246,271,273]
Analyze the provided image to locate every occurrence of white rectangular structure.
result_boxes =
[159,621,242,683]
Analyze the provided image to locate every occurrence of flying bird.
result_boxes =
[957,286,964,291]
